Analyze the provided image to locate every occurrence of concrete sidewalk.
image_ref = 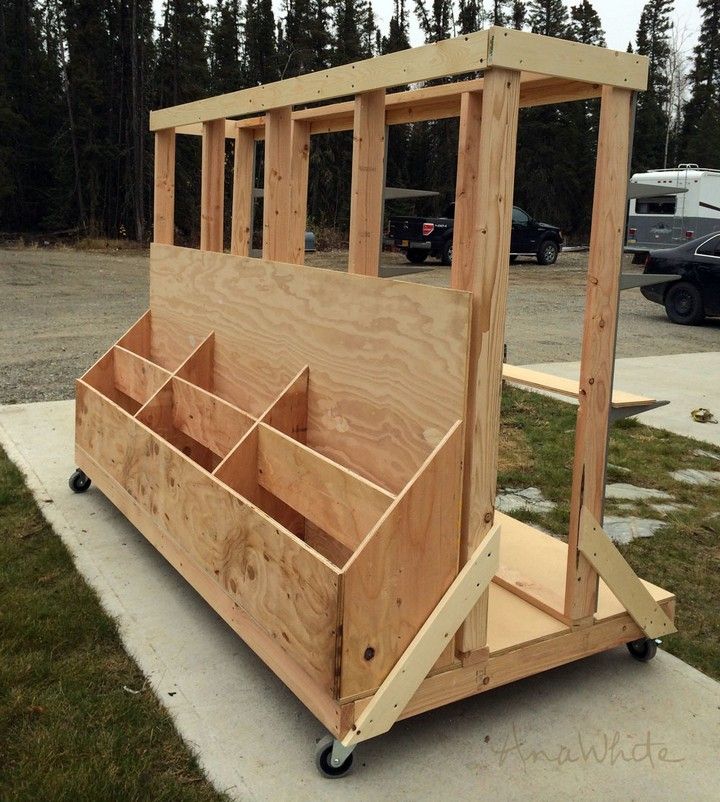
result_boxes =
[524,352,720,447]
[1,400,719,801]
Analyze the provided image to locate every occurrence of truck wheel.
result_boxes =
[536,239,559,265]
[441,240,453,266]
[406,249,428,264]
[664,281,705,325]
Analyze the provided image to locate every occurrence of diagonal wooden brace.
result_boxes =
[342,524,501,748]
[579,507,676,639]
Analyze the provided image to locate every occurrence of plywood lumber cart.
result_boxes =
[70,27,676,777]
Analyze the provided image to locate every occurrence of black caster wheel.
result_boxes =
[314,735,354,778]
[69,469,92,493]
[627,637,658,662]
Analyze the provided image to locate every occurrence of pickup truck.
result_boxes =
[387,203,563,266]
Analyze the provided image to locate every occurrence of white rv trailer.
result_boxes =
[626,164,720,250]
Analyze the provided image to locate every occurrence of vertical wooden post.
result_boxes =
[455,68,521,655]
[262,106,293,262]
[348,89,386,276]
[231,128,255,256]
[564,86,635,622]
[451,92,483,291]
[200,119,225,252]
[289,120,311,265]
[153,128,176,245]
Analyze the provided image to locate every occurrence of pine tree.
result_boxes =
[632,1,673,172]
[567,1,605,46]
[244,0,277,84]
[414,0,453,43]
[210,0,243,94]
[682,0,720,165]
[457,0,482,34]
[526,0,568,36]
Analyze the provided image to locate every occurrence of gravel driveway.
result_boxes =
[1,246,717,404]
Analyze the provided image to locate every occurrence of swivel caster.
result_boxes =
[69,469,92,493]
[627,637,659,662]
[314,735,354,778]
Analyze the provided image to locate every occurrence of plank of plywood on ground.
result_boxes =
[74,444,352,738]
[486,581,568,655]
[76,382,341,693]
[257,423,394,553]
[150,244,472,493]
[339,422,463,700]
[502,364,657,409]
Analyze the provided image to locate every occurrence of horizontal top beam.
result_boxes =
[151,28,648,131]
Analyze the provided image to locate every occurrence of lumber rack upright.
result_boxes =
[71,27,676,777]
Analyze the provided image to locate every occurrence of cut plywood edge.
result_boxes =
[579,507,676,638]
[342,525,500,747]
[502,364,656,409]
[495,511,674,624]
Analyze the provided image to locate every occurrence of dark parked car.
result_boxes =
[387,203,563,266]
[641,231,720,325]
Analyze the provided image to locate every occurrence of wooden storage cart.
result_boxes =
[71,27,676,776]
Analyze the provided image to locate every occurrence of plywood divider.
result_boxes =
[153,129,175,245]
[256,423,394,553]
[340,421,463,700]
[231,128,255,256]
[174,333,215,392]
[117,311,152,359]
[200,119,226,252]
[456,68,521,654]
[565,86,634,622]
[262,107,293,262]
[348,90,386,276]
[113,346,171,406]
[258,366,309,443]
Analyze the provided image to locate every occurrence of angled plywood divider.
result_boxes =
[73,26,676,774]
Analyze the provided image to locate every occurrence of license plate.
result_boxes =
[401,239,409,247]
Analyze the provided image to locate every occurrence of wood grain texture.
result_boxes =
[344,524,500,746]
[262,107,293,262]
[257,423,393,553]
[231,128,255,257]
[153,129,175,245]
[150,244,472,493]
[579,507,676,638]
[74,443,351,736]
[200,119,225,253]
[259,366,308,444]
[175,333,215,393]
[348,90,386,276]
[340,422,463,700]
[455,68,521,653]
[289,120,310,265]
[76,381,341,692]
[565,86,634,621]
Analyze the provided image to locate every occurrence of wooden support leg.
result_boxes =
[288,120,311,265]
[231,128,255,256]
[565,86,635,622]
[342,525,500,748]
[348,89,386,276]
[262,107,293,262]
[153,128,176,245]
[200,119,226,252]
[579,507,676,638]
[455,68,520,654]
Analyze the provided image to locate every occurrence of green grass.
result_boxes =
[0,452,229,802]
[0,390,718,798]
[499,387,720,679]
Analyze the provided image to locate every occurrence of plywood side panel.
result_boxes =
[113,347,171,406]
[340,422,463,700]
[76,382,340,693]
[150,244,472,493]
